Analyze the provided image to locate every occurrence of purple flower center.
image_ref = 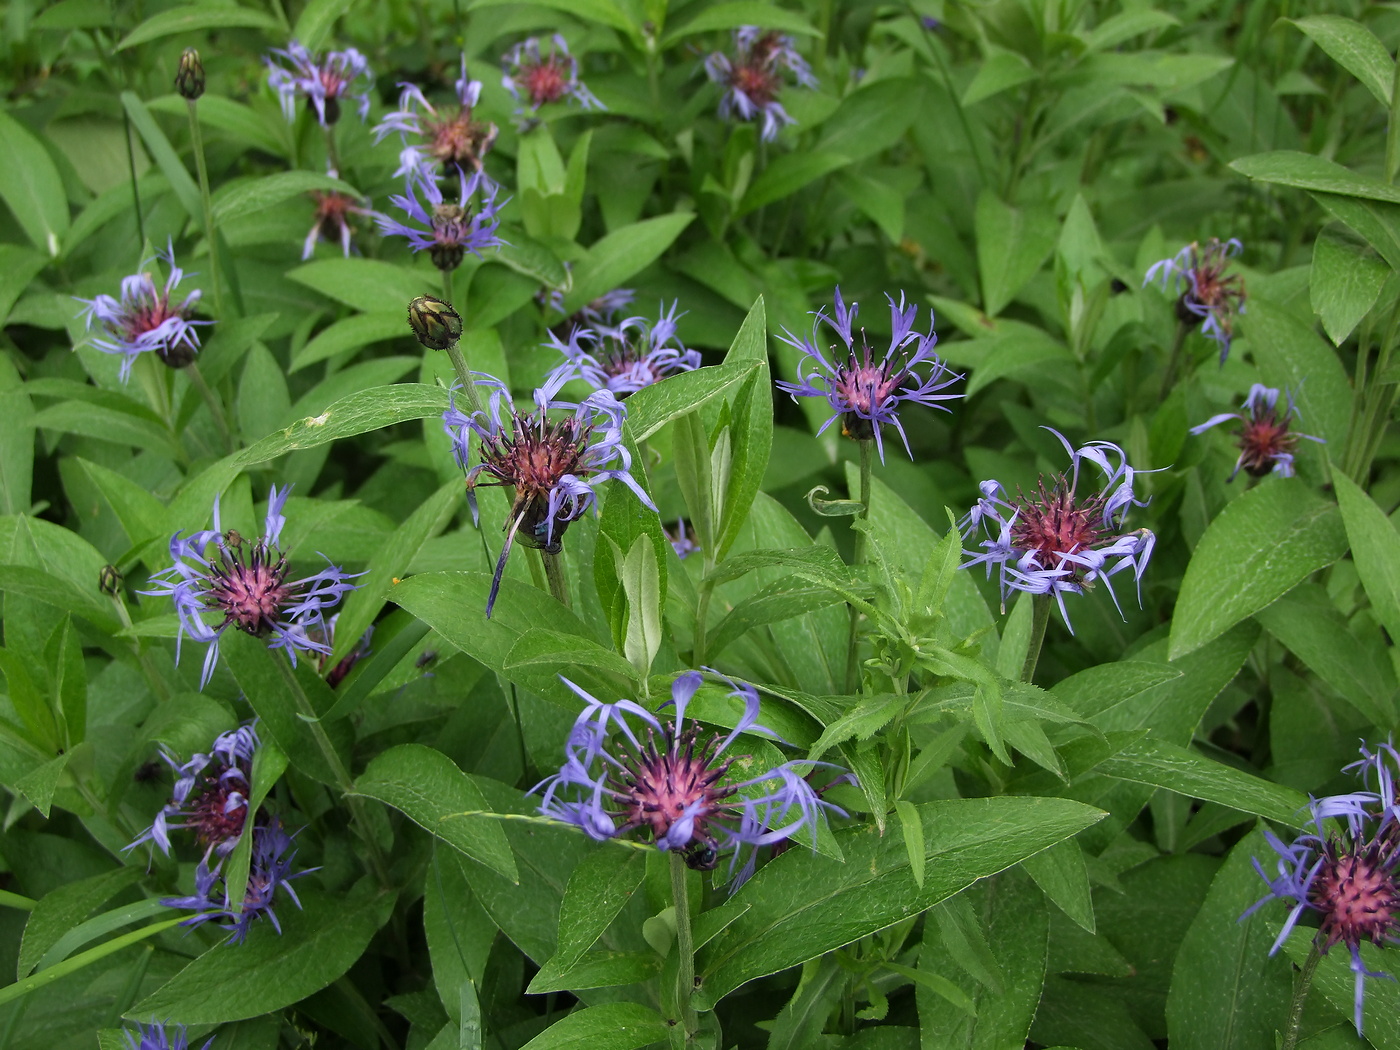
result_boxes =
[616,723,738,870]
[112,278,200,367]
[205,533,292,637]
[1008,477,1105,567]
[1237,407,1298,477]
[831,351,906,431]
[521,59,569,106]
[1313,840,1400,953]
[187,773,250,849]
[425,108,495,172]
[477,414,593,551]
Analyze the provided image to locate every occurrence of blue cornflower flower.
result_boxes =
[128,723,259,859]
[534,671,848,885]
[777,287,962,461]
[373,53,499,178]
[546,301,700,397]
[501,35,603,116]
[1190,383,1324,481]
[704,27,817,141]
[959,428,1156,630]
[442,370,658,616]
[75,243,210,382]
[1143,237,1247,364]
[162,818,309,943]
[122,1022,213,1050]
[1243,741,1400,1036]
[376,167,503,272]
[266,40,372,126]
[141,485,361,689]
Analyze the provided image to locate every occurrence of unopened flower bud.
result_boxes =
[176,48,205,100]
[408,296,463,351]
[99,564,123,596]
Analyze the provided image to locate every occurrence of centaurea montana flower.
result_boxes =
[534,671,848,885]
[1242,741,1400,1035]
[704,27,818,142]
[546,301,700,397]
[1190,383,1324,481]
[501,35,603,115]
[776,287,962,461]
[128,723,260,859]
[1143,237,1247,364]
[376,167,503,272]
[959,428,1156,630]
[303,168,374,259]
[122,1022,213,1050]
[75,244,210,382]
[374,54,499,178]
[141,485,361,689]
[162,817,309,943]
[442,370,657,616]
[266,40,372,126]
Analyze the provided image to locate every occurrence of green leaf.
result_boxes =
[1096,736,1309,824]
[472,0,635,37]
[694,796,1104,1003]
[118,3,279,48]
[705,577,848,660]
[528,849,646,993]
[120,92,201,222]
[13,754,69,819]
[502,628,640,685]
[816,78,923,162]
[661,2,819,47]
[0,356,33,516]
[1166,830,1292,1050]
[129,884,395,1024]
[0,110,70,256]
[1333,471,1400,646]
[293,0,359,51]
[962,51,1037,106]
[620,536,662,679]
[1310,225,1388,346]
[714,300,772,560]
[894,800,925,890]
[1285,15,1394,107]
[516,1003,669,1050]
[975,193,1059,317]
[1169,481,1346,659]
[564,214,694,314]
[0,916,186,1010]
[1231,150,1400,205]
[1312,192,1400,271]
[287,258,430,313]
[212,170,361,227]
[624,361,759,442]
[1245,296,1352,447]
[738,151,851,215]
[1020,839,1094,933]
[354,744,518,882]
[18,868,141,979]
[424,844,494,1025]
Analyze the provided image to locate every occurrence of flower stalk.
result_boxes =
[1281,943,1322,1050]
[844,437,873,694]
[1021,592,1051,683]
[669,851,700,1042]
[185,100,223,320]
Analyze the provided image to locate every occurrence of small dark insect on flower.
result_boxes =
[1190,383,1324,481]
[133,760,162,783]
[175,47,205,100]
[1143,237,1247,363]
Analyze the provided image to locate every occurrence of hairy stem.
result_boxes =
[1158,318,1191,402]
[1281,942,1322,1050]
[844,439,874,694]
[185,361,234,454]
[542,550,571,608]
[186,99,224,319]
[1021,592,1052,684]
[669,852,699,1044]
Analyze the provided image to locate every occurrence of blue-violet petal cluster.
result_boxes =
[535,671,847,885]
[1190,383,1324,481]
[960,428,1155,630]
[1143,237,1247,364]
[374,54,499,178]
[546,300,700,396]
[123,1022,213,1050]
[142,485,360,688]
[266,40,372,126]
[777,287,962,461]
[129,723,259,859]
[502,35,603,115]
[377,167,503,272]
[704,27,817,141]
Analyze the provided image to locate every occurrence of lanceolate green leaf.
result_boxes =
[517,1003,669,1050]
[1285,15,1395,107]
[564,214,694,313]
[0,111,69,257]
[117,3,279,48]
[1333,471,1400,645]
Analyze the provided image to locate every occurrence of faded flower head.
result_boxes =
[377,167,503,271]
[502,34,603,114]
[442,370,657,616]
[374,53,499,178]
[704,27,818,141]
[266,40,372,126]
[75,243,210,382]
[546,301,700,397]
[1143,237,1247,364]
[128,723,260,859]
[535,671,848,884]
[1243,741,1400,1035]
[175,47,205,100]
[162,817,308,943]
[1191,383,1324,481]
[960,428,1156,630]
[304,168,373,259]
[141,485,361,688]
[777,287,962,461]
[123,1022,213,1050]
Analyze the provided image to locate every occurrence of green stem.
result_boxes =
[1387,53,1400,183]
[1280,942,1322,1050]
[1021,592,1052,684]
[542,550,571,608]
[669,851,699,1043]
[324,123,342,176]
[122,109,146,252]
[694,571,714,666]
[1159,318,1191,402]
[844,439,874,694]
[185,99,223,318]
[107,589,171,703]
[185,361,234,453]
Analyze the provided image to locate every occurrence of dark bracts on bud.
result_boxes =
[408,295,463,350]
[99,564,123,596]
[176,48,206,100]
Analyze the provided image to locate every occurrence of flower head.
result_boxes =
[162,818,309,943]
[443,372,657,616]
[123,1023,213,1050]
[377,167,503,271]
[128,723,260,859]
[1143,237,1247,364]
[546,301,700,397]
[1190,383,1324,481]
[959,429,1156,630]
[534,671,848,885]
[704,27,818,141]
[75,243,210,382]
[374,54,499,178]
[141,485,361,689]
[303,168,373,260]
[777,287,962,461]
[266,40,372,126]
[1243,741,1400,1035]
[502,34,603,115]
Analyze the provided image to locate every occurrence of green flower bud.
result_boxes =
[408,296,463,351]
[99,564,123,597]
[176,48,205,100]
